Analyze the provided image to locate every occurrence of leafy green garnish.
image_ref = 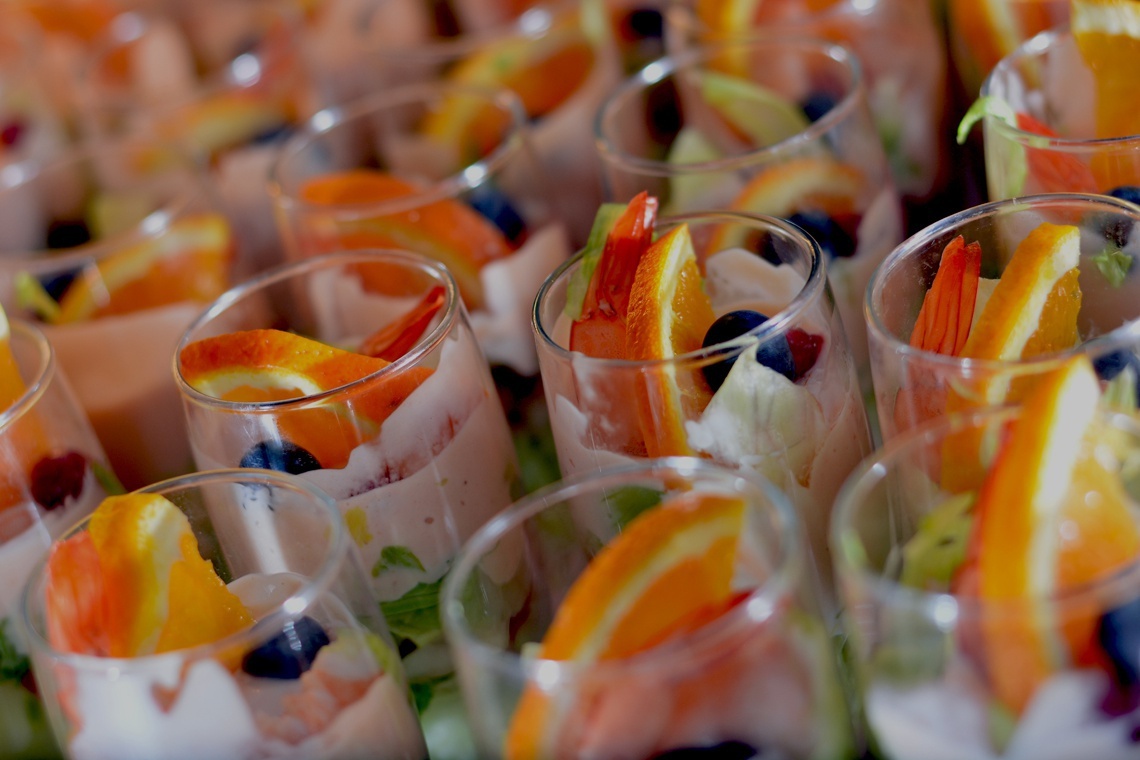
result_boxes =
[900,493,976,591]
[563,203,626,322]
[957,96,1016,145]
[604,486,663,531]
[957,96,1026,198]
[92,462,126,496]
[410,674,452,714]
[0,620,29,683]
[513,427,562,496]
[380,576,445,646]
[372,546,426,577]
[1093,247,1133,288]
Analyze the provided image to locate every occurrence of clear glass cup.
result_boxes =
[595,37,904,384]
[833,405,1140,759]
[665,0,949,206]
[0,135,240,489]
[0,318,112,760]
[303,0,623,244]
[442,456,858,758]
[534,210,872,603]
[867,193,1140,442]
[21,468,428,760]
[175,249,521,750]
[980,28,1140,200]
[269,82,570,379]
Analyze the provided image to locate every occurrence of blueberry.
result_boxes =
[1099,597,1140,701]
[239,441,321,474]
[45,220,91,250]
[1109,186,1140,206]
[626,9,664,39]
[702,310,795,391]
[30,451,88,511]
[38,270,78,302]
[787,210,856,260]
[1093,350,1140,382]
[801,91,838,123]
[241,616,330,680]
[652,741,759,759]
[469,185,526,243]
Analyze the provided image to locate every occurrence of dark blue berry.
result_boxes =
[46,220,91,250]
[239,441,321,475]
[626,9,663,39]
[469,185,526,243]
[1099,597,1140,705]
[38,270,78,302]
[702,310,795,391]
[241,616,330,680]
[788,210,856,260]
[30,451,88,511]
[801,91,838,123]
[1104,187,1140,246]
[1093,349,1140,408]
[652,741,759,759]
[1109,186,1140,207]
[251,122,293,145]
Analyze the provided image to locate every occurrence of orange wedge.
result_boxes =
[505,491,747,758]
[951,0,1059,89]
[970,355,1140,713]
[54,213,234,324]
[625,225,716,456]
[179,329,431,468]
[297,169,510,310]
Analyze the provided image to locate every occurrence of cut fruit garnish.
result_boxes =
[909,235,983,356]
[0,302,25,411]
[358,285,447,362]
[46,493,253,657]
[50,213,234,325]
[1072,0,1140,140]
[163,90,292,158]
[967,355,1140,713]
[505,490,747,759]
[297,169,510,310]
[695,70,810,148]
[179,329,431,468]
[626,224,716,456]
[950,0,1058,87]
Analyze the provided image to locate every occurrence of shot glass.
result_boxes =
[441,457,858,758]
[665,0,949,206]
[22,468,428,760]
[269,82,569,379]
[534,211,872,602]
[978,28,1140,200]
[595,37,904,381]
[833,404,1140,760]
[0,135,239,489]
[0,318,111,760]
[175,250,521,731]
[867,193,1140,443]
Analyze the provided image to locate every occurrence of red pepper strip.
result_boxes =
[954,242,983,356]
[359,285,447,362]
[1016,113,1099,193]
[911,235,983,356]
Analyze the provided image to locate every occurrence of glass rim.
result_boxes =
[831,404,1140,619]
[865,192,1140,373]
[440,456,803,680]
[0,319,55,435]
[267,81,530,216]
[174,248,461,413]
[20,467,348,671]
[532,210,826,369]
[666,0,892,41]
[982,27,1140,150]
[594,34,867,177]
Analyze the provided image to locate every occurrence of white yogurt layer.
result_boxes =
[868,669,1140,760]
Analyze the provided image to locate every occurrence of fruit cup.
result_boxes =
[21,468,428,760]
[594,36,904,387]
[175,249,521,752]
[0,313,112,760]
[534,208,873,606]
[302,0,623,244]
[963,16,1140,201]
[867,193,1140,444]
[270,82,569,381]
[833,357,1140,759]
[0,135,240,490]
[77,0,312,275]
[665,0,950,210]
[442,456,859,758]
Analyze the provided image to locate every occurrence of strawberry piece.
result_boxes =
[45,532,110,656]
[910,235,983,356]
[359,285,447,362]
[787,328,823,379]
[1016,113,1099,194]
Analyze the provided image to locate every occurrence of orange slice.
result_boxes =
[162,90,293,159]
[179,329,432,468]
[625,225,716,456]
[297,169,510,310]
[505,491,747,759]
[950,0,1059,89]
[54,213,234,324]
[970,355,1140,713]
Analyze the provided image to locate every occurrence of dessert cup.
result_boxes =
[534,210,873,605]
[833,404,1140,760]
[442,456,858,758]
[269,82,568,379]
[0,318,112,760]
[867,193,1140,442]
[0,135,239,489]
[22,468,427,760]
[595,37,904,385]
